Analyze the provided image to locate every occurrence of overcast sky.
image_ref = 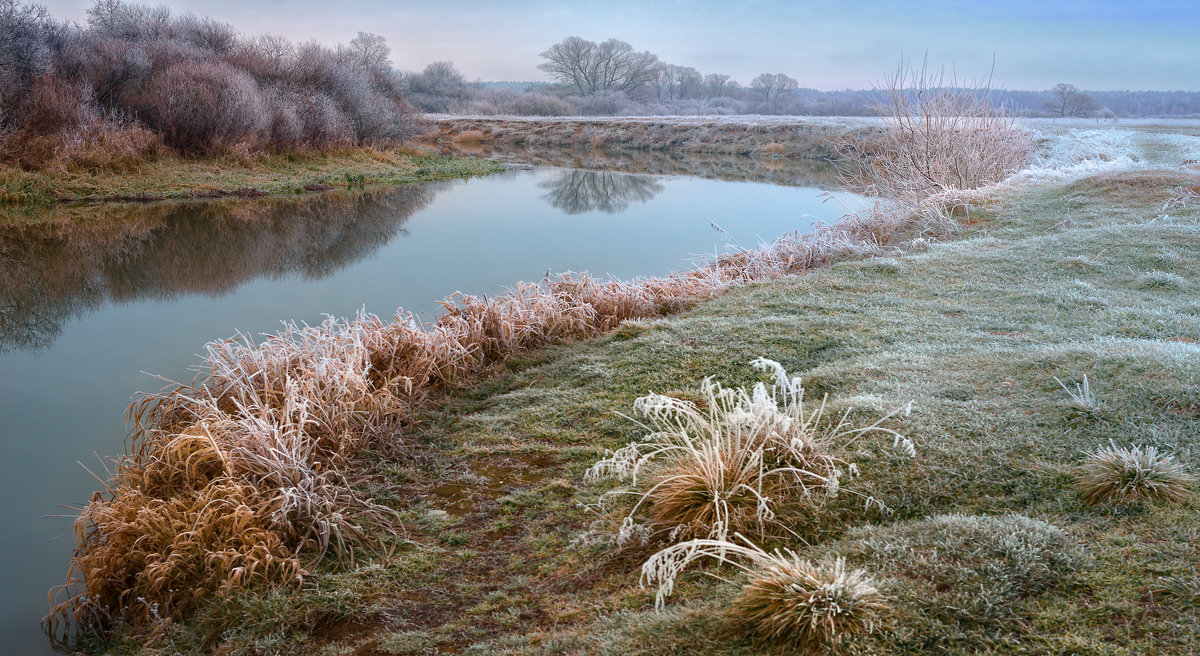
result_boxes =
[39,0,1200,91]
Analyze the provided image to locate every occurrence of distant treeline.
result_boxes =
[460,80,1200,119]
[0,0,423,169]
[439,36,1199,118]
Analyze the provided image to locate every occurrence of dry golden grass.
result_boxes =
[587,358,912,541]
[732,556,888,653]
[641,537,887,653]
[1076,442,1194,506]
[450,129,488,145]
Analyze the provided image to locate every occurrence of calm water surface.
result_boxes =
[0,162,864,652]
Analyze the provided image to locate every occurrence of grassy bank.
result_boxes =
[424,116,875,160]
[0,148,504,206]
[102,165,1200,656]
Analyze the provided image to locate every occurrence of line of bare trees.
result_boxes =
[0,0,423,169]
[530,36,803,115]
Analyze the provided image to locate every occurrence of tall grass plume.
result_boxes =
[641,536,887,652]
[587,358,912,541]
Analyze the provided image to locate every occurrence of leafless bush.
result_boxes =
[458,89,574,116]
[0,0,423,166]
[136,60,268,153]
[575,90,638,116]
[839,57,1033,211]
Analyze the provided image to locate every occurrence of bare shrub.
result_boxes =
[575,90,638,116]
[136,60,268,153]
[642,537,888,652]
[1,1,423,164]
[458,89,574,116]
[839,57,1033,211]
[1076,442,1193,506]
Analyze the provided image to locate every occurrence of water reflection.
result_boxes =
[0,186,440,353]
[539,170,665,214]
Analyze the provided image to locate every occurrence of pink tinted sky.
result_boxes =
[39,0,1200,90]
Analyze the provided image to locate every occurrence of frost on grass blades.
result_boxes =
[1076,441,1194,506]
[640,536,888,653]
[587,358,913,543]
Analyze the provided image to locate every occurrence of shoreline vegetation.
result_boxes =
[423,116,866,160]
[0,148,504,207]
[52,117,1200,654]
[14,7,1196,647]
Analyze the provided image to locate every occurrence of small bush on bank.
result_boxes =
[587,357,912,542]
[641,538,888,653]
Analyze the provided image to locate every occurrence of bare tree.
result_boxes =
[1044,82,1102,117]
[538,36,660,96]
[675,65,703,99]
[704,73,732,97]
[342,31,390,71]
[750,72,798,109]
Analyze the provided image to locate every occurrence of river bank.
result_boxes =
[219,163,1200,656]
[423,115,877,160]
[0,148,504,207]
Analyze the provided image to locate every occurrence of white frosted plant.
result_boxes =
[587,358,913,542]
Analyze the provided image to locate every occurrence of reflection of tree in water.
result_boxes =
[0,185,442,352]
[539,169,664,214]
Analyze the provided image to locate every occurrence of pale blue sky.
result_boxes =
[40,0,1200,90]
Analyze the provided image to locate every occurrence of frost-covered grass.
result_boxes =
[92,162,1200,656]
[67,119,1200,655]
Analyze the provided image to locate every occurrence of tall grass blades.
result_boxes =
[641,537,887,652]
[587,358,912,541]
[1055,374,1100,412]
[1076,441,1194,506]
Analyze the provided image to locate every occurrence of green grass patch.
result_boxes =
[0,147,503,206]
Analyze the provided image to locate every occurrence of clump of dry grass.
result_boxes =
[1076,441,1194,506]
[587,358,912,541]
[838,57,1032,218]
[642,537,887,652]
[52,175,913,642]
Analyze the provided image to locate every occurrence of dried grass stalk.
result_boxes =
[588,358,912,541]
[642,536,887,652]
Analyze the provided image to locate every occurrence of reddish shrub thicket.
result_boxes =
[0,0,423,168]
